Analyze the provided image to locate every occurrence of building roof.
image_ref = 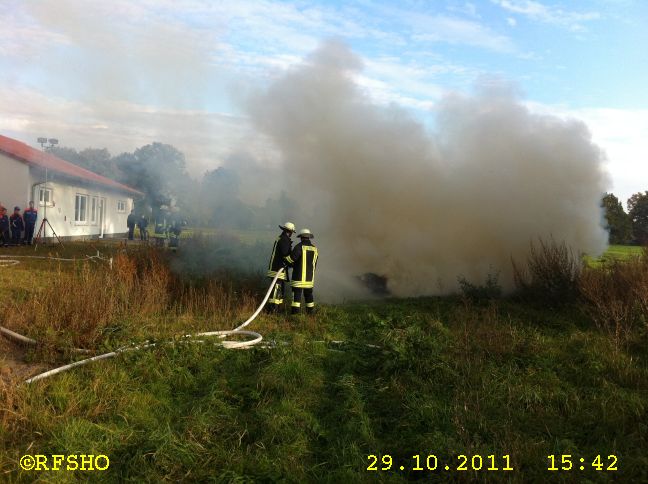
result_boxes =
[0,135,143,197]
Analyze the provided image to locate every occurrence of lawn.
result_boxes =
[1,240,647,483]
[585,244,644,268]
[603,244,643,258]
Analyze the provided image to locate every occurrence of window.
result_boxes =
[90,197,98,225]
[117,200,127,213]
[75,194,88,223]
[39,187,53,206]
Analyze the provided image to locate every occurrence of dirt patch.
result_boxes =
[0,335,47,384]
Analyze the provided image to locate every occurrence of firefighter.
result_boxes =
[138,215,149,241]
[168,219,186,249]
[0,206,9,247]
[266,221,295,313]
[152,218,168,246]
[23,201,38,245]
[290,228,318,315]
[9,207,24,244]
[127,209,136,240]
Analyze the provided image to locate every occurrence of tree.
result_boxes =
[628,191,648,244]
[115,143,193,218]
[601,193,632,244]
[47,142,199,222]
[199,167,251,228]
[49,146,121,180]
[78,148,121,180]
[261,191,300,229]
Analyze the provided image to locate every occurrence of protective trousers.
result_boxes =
[267,279,285,313]
[25,224,35,244]
[291,287,314,314]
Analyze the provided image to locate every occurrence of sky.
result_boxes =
[1,0,646,207]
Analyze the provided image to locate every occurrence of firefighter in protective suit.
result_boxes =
[290,228,318,315]
[266,222,295,313]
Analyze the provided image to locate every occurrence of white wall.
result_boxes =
[0,154,135,237]
[0,152,31,211]
[28,170,134,238]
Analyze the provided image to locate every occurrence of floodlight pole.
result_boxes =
[36,137,59,245]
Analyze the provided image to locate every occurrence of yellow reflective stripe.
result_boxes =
[301,246,307,283]
[267,270,286,280]
[268,298,283,304]
[290,282,313,288]
[268,237,280,271]
[310,246,318,285]
[294,246,318,285]
[306,302,315,308]
[291,302,301,307]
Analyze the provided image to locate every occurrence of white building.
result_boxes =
[0,135,142,239]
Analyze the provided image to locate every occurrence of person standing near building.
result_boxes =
[23,201,38,245]
[266,221,295,313]
[127,209,136,240]
[0,206,10,247]
[290,228,319,315]
[138,215,149,241]
[9,207,24,244]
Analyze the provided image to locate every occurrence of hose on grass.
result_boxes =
[0,269,285,384]
[0,326,94,355]
[0,251,112,267]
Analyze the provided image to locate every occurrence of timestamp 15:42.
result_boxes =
[547,454,618,472]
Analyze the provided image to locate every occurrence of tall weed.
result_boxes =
[1,248,259,351]
[579,252,648,348]
[513,238,583,306]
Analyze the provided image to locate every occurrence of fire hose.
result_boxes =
[0,269,284,384]
[0,251,112,267]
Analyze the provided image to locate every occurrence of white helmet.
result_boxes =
[298,228,314,239]
[279,222,295,232]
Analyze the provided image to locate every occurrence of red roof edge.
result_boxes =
[0,135,144,197]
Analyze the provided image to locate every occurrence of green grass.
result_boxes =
[2,299,648,482]
[585,244,644,268]
[0,241,126,301]
[1,242,647,482]
[604,244,643,258]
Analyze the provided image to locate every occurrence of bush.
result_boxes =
[579,252,648,348]
[457,270,502,304]
[512,238,583,306]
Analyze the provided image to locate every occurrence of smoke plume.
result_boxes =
[248,40,609,298]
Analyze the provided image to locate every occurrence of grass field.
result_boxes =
[1,241,647,482]
[585,244,644,268]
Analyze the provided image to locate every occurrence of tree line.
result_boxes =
[602,192,648,245]
[49,143,648,243]
[48,143,300,229]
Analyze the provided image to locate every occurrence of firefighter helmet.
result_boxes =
[279,222,296,232]
[298,228,314,239]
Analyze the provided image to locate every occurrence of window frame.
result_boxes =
[75,194,89,224]
[39,187,53,207]
[90,196,98,225]
[117,200,127,213]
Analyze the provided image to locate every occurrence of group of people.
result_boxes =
[267,221,319,315]
[0,201,39,247]
[126,210,149,241]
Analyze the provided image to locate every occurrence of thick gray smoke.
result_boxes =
[248,41,609,298]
